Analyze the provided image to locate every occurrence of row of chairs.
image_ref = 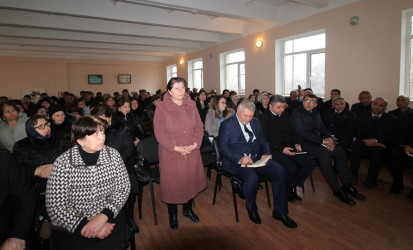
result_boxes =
[133,134,316,225]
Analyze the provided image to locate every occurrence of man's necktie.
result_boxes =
[244,125,254,143]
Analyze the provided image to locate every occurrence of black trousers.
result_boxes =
[224,159,287,215]
[303,144,352,191]
[350,140,387,184]
[389,146,413,184]
[167,200,193,216]
[271,151,315,187]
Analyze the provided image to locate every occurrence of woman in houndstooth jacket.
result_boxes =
[46,116,130,250]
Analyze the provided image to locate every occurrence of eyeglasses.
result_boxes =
[34,123,50,130]
[304,100,316,104]
[218,102,227,105]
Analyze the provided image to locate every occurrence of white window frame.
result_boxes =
[166,64,177,82]
[187,58,203,90]
[400,9,413,99]
[220,49,245,95]
[275,29,326,97]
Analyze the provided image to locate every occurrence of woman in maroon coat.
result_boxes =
[154,77,207,230]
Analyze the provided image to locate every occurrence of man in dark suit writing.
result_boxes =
[218,101,297,228]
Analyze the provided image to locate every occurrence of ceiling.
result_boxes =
[0,0,359,62]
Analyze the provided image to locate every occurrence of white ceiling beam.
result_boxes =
[0,26,202,49]
[0,0,245,34]
[0,49,168,61]
[289,0,328,8]
[121,0,278,23]
[0,9,221,43]
[0,44,181,57]
[0,37,186,53]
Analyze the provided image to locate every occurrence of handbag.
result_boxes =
[200,130,214,154]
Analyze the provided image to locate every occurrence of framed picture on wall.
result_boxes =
[88,74,103,84]
[118,74,131,84]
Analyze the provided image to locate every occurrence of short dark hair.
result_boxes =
[90,104,113,118]
[71,116,108,145]
[29,115,49,128]
[253,89,260,93]
[331,89,341,95]
[359,91,371,97]
[116,98,130,108]
[304,94,317,101]
[269,95,286,106]
[167,77,187,91]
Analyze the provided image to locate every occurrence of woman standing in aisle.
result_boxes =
[154,77,207,230]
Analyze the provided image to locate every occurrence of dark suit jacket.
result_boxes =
[218,114,270,171]
[290,105,331,147]
[399,113,413,146]
[259,109,301,154]
[350,102,372,117]
[0,149,36,244]
[389,107,413,120]
[323,108,357,148]
[354,112,397,146]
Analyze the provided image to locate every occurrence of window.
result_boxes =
[166,64,177,81]
[220,49,245,95]
[188,59,203,90]
[400,9,413,99]
[276,31,325,97]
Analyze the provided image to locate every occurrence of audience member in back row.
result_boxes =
[350,97,397,189]
[291,94,365,205]
[254,92,269,118]
[323,97,357,149]
[388,95,413,120]
[322,89,350,115]
[204,95,235,137]
[0,148,36,250]
[350,90,372,117]
[389,112,413,197]
[0,102,29,153]
[285,90,301,113]
[48,104,72,147]
[260,95,314,203]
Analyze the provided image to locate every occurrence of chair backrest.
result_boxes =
[137,136,159,165]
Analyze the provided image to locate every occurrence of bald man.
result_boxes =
[389,95,413,119]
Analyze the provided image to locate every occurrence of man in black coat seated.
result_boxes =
[389,113,413,195]
[323,97,357,149]
[291,94,365,205]
[388,95,413,120]
[260,95,314,203]
[0,148,36,250]
[323,89,350,116]
[285,90,301,114]
[350,97,397,189]
[350,91,372,117]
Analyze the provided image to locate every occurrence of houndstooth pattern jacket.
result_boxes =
[46,145,131,233]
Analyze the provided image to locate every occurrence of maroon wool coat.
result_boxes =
[154,92,207,203]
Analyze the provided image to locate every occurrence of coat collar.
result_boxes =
[69,145,111,167]
[163,92,193,111]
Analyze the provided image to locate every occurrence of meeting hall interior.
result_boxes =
[1,0,413,249]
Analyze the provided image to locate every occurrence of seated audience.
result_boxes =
[219,100,297,228]
[323,97,357,149]
[303,88,324,113]
[146,95,161,122]
[351,90,372,117]
[196,90,208,117]
[291,94,365,205]
[248,94,256,103]
[115,99,145,144]
[259,95,314,202]
[350,97,397,189]
[48,105,72,147]
[105,96,116,112]
[323,89,350,115]
[388,95,413,119]
[0,149,36,250]
[0,103,28,152]
[204,95,235,136]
